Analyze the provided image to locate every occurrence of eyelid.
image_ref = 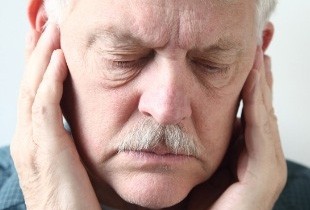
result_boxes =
[188,48,239,64]
[97,47,152,60]
[196,61,228,72]
[111,59,144,69]
[189,58,231,78]
[106,51,155,69]
[191,57,229,68]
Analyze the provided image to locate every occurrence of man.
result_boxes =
[0,0,309,209]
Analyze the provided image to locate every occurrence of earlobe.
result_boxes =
[261,22,274,52]
[28,0,47,31]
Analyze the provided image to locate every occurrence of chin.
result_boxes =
[111,172,200,209]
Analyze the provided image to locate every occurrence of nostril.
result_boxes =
[141,110,152,117]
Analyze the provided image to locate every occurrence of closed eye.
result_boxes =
[191,59,229,74]
[112,59,146,69]
[108,51,155,70]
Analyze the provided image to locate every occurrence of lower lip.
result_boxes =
[119,150,194,165]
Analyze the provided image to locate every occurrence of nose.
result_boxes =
[138,60,192,125]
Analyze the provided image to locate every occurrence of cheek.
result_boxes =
[196,96,238,147]
[60,29,142,164]
[63,69,140,163]
[190,77,243,172]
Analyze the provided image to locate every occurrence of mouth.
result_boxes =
[125,150,192,158]
[118,143,195,156]
[116,145,196,168]
[139,144,188,156]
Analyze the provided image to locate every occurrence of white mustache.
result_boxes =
[117,118,199,157]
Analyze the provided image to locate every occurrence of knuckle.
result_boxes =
[10,140,37,172]
[32,101,48,117]
[32,102,49,128]
[263,120,272,135]
[19,82,36,104]
[32,84,51,118]
[269,109,278,122]
[269,107,275,115]
[256,94,265,105]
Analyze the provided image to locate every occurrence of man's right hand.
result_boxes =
[10,24,101,210]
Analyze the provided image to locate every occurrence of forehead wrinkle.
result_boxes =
[87,26,169,50]
[127,2,174,47]
[87,0,250,52]
[189,39,244,64]
[175,1,250,50]
[87,4,172,50]
[87,28,142,49]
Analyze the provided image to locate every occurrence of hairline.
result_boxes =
[43,0,277,42]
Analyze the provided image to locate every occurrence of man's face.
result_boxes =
[60,0,257,208]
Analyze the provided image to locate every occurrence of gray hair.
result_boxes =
[44,0,277,38]
[116,118,200,157]
[256,0,277,35]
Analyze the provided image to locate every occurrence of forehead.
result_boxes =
[69,0,256,49]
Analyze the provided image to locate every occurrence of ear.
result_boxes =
[261,22,274,52]
[28,0,47,31]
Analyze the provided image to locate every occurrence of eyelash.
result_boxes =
[108,52,155,71]
[191,60,229,75]
[112,59,144,69]
[108,55,229,76]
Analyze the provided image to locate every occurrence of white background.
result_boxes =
[0,1,309,167]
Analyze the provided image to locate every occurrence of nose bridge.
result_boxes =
[157,67,183,112]
[138,57,192,125]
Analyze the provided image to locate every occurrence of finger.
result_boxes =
[259,53,273,113]
[18,24,60,126]
[32,50,69,148]
[242,47,262,114]
[242,53,271,158]
[25,30,41,62]
[242,57,286,191]
[264,55,273,89]
[262,55,274,113]
[242,53,279,161]
[261,55,283,152]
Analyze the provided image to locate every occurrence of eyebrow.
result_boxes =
[87,28,147,49]
[87,27,244,55]
[190,38,244,60]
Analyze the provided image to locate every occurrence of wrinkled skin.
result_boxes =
[10,0,287,209]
